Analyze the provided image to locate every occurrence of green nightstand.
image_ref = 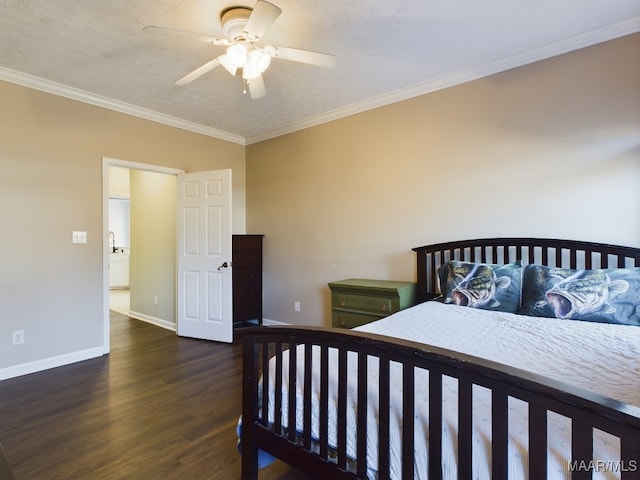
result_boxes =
[328,278,417,329]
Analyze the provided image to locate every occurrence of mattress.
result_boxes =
[262,302,640,479]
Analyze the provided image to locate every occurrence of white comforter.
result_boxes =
[265,302,640,479]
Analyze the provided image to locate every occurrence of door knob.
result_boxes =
[217,261,229,271]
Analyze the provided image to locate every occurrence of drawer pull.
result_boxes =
[340,299,346,308]
[381,304,387,312]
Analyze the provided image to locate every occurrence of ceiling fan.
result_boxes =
[144,0,336,99]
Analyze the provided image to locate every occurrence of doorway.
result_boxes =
[108,173,131,315]
[102,158,184,354]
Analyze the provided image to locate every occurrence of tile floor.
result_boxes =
[109,288,130,316]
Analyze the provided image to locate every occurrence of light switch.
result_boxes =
[72,231,87,244]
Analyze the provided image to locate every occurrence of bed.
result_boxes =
[239,238,640,479]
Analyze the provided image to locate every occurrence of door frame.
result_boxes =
[102,157,184,354]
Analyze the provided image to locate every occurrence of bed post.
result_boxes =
[241,334,259,480]
[415,248,428,303]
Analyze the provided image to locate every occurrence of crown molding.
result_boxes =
[0,67,246,145]
[1,17,637,147]
[245,18,640,144]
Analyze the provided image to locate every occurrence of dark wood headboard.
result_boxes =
[412,238,640,303]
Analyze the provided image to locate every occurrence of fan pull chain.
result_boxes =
[243,79,248,94]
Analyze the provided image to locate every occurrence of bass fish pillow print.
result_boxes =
[438,260,522,313]
[519,264,640,326]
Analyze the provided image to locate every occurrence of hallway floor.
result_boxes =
[109,288,130,316]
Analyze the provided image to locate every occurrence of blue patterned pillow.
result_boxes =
[438,260,522,313]
[519,264,640,326]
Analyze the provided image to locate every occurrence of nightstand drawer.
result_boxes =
[333,292,392,314]
[333,311,381,329]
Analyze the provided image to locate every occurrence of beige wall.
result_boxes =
[129,169,177,326]
[108,165,130,198]
[246,34,640,327]
[0,83,245,376]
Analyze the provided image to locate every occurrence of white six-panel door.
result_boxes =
[176,169,233,342]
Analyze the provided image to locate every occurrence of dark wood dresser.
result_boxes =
[232,234,263,327]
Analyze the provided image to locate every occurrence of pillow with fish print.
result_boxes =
[438,260,523,313]
[519,264,640,326]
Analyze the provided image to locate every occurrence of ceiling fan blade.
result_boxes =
[175,57,222,85]
[269,46,336,68]
[243,1,282,40]
[247,75,266,99]
[143,25,231,46]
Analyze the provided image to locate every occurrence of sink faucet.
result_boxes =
[108,231,117,253]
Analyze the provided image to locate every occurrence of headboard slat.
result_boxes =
[585,250,593,270]
[570,249,577,269]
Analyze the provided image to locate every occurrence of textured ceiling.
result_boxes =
[1,0,639,144]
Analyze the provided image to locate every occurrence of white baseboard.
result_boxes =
[128,311,176,331]
[0,318,292,380]
[0,346,104,381]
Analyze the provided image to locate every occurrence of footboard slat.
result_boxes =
[260,342,269,427]
[319,345,329,460]
[621,437,640,480]
[571,420,593,480]
[458,377,473,479]
[287,343,297,442]
[274,342,283,435]
[428,369,443,480]
[492,392,509,480]
[303,343,313,449]
[356,353,368,478]
[378,357,391,480]
[337,348,348,469]
[529,404,548,478]
[402,364,415,480]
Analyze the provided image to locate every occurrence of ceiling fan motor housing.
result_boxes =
[220,7,252,41]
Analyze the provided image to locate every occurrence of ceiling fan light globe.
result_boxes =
[242,64,260,80]
[256,50,271,73]
[243,49,270,79]
[219,54,238,76]
[226,43,247,68]
[249,49,271,74]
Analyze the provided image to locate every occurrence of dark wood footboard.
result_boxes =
[240,326,640,480]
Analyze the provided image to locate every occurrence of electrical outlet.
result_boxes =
[294,301,301,312]
[154,295,158,305]
[12,330,24,345]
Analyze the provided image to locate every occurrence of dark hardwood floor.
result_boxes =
[0,312,312,479]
